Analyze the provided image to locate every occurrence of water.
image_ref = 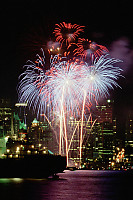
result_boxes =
[0,170,132,200]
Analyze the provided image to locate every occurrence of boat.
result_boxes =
[0,139,66,178]
[0,154,66,178]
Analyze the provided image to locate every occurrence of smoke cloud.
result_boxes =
[110,37,133,74]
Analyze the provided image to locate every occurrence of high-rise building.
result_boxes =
[82,99,116,168]
[67,99,116,168]
[125,111,133,166]
[0,99,12,137]
[68,118,80,163]
[28,118,57,153]
[0,99,13,157]
[0,99,28,140]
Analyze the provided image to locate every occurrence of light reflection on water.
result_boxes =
[0,170,132,200]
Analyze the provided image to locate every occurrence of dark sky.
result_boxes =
[0,0,133,113]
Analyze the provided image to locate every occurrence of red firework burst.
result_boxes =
[53,22,85,46]
[73,38,109,59]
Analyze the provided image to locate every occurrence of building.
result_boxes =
[0,99,12,137]
[82,99,116,168]
[67,99,116,168]
[0,99,28,147]
[68,118,80,164]
[0,137,7,158]
[28,118,57,153]
[0,99,13,157]
[125,111,133,168]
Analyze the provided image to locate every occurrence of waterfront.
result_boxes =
[0,170,132,200]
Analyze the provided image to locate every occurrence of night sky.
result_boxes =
[0,0,133,128]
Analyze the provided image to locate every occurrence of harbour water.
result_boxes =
[0,170,132,200]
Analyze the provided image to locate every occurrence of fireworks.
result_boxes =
[81,55,122,102]
[45,60,82,114]
[18,55,47,118]
[19,53,122,118]
[18,22,123,167]
[53,22,85,46]
[73,38,109,59]
[18,53,82,117]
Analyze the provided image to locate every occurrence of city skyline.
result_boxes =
[0,97,133,169]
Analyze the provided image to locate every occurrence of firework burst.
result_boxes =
[73,38,108,59]
[53,22,85,46]
[81,54,123,102]
[18,59,46,118]
[18,49,84,119]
